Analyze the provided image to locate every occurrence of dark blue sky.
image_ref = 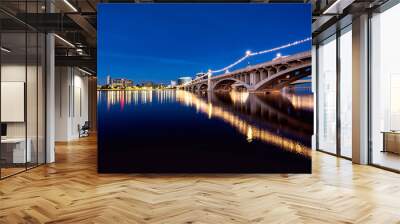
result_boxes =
[98,4,311,85]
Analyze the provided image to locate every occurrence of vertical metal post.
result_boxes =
[315,44,320,150]
[36,0,39,167]
[0,19,2,179]
[367,12,373,165]
[336,28,341,157]
[24,81,27,169]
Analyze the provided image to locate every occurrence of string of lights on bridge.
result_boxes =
[207,37,312,76]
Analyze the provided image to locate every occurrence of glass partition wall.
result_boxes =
[316,25,353,159]
[317,35,337,155]
[316,0,400,172]
[339,26,352,159]
[370,3,400,171]
[0,3,46,179]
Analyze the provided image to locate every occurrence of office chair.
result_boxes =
[78,121,90,138]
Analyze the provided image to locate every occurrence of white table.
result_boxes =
[1,138,31,163]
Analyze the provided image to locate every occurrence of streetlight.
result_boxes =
[63,0,78,12]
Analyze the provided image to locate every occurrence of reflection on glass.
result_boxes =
[317,35,337,154]
[0,8,47,178]
[1,31,28,177]
[1,1,48,179]
[371,4,400,171]
[340,27,352,158]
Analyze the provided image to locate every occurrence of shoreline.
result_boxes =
[97,88,174,91]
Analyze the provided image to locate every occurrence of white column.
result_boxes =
[352,14,369,164]
[46,32,55,163]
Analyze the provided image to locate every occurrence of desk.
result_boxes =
[382,131,400,154]
[1,138,31,163]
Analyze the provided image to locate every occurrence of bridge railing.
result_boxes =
[209,51,311,80]
[181,50,311,88]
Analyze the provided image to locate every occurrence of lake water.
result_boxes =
[98,90,313,173]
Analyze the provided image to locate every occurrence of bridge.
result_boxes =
[180,51,311,93]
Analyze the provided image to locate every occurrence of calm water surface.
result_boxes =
[98,90,313,173]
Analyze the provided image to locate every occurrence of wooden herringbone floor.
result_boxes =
[1,135,400,224]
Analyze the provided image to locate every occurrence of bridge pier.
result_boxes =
[250,72,255,85]
[255,71,261,84]
[244,73,250,85]
[260,70,267,81]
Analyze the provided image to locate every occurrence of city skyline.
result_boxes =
[103,74,169,86]
[97,4,311,85]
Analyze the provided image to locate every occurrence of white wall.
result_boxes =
[55,67,89,141]
[1,64,26,139]
[1,64,26,81]
[1,65,40,137]
[71,72,89,138]
[55,66,70,141]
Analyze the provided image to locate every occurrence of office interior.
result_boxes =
[0,0,399,178]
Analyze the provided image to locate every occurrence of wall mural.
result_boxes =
[97,4,313,173]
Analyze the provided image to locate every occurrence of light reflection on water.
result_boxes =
[175,91,311,156]
[282,92,313,111]
[98,90,313,157]
[99,89,313,111]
